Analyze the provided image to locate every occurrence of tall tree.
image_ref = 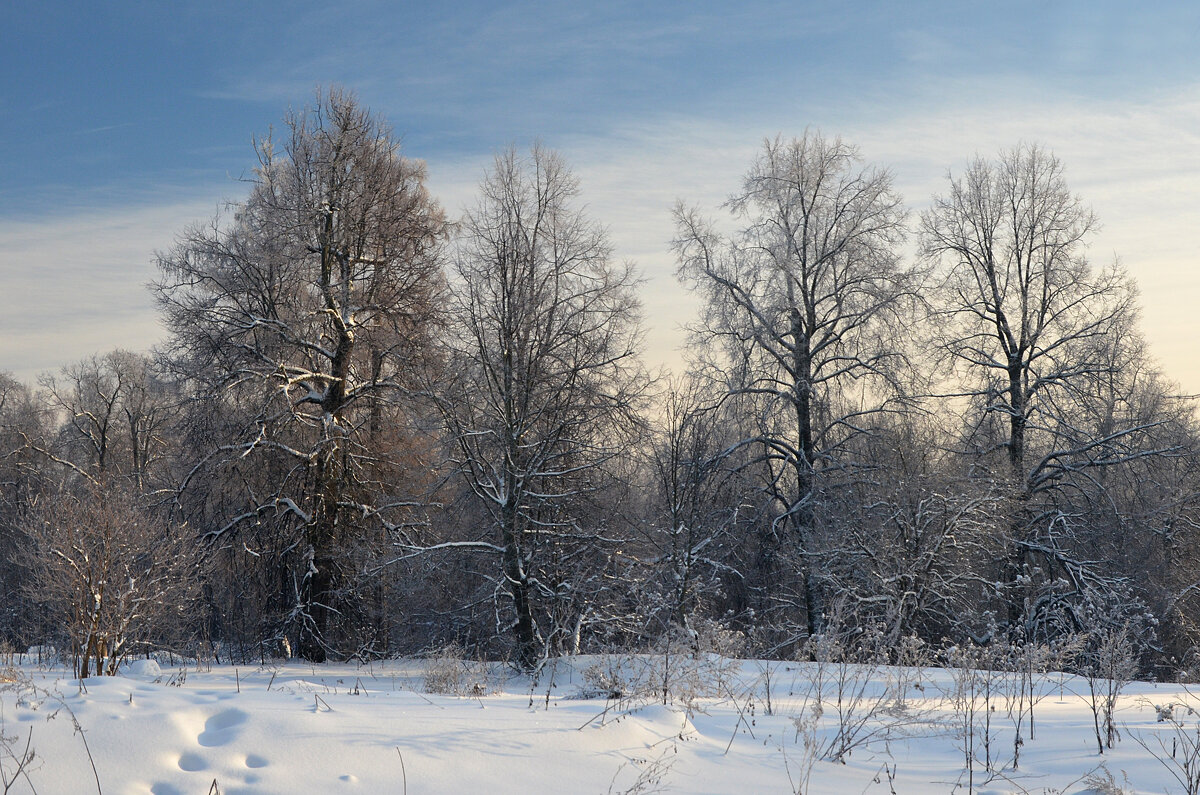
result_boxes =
[920,144,1148,636]
[154,88,447,661]
[674,132,913,640]
[434,146,649,669]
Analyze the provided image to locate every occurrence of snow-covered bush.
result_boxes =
[799,607,928,764]
[942,642,1006,788]
[22,486,198,678]
[1077,622,1141,754]
[576,617,745,709]
[1081,765,1134,795]
[1131,690,1200,794]
[423,643,493,696]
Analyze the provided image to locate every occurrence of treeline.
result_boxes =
[2,88,1199,677]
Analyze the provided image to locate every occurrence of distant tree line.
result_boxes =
[3,88,1199,677]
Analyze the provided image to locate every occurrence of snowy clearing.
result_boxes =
[2,654,1198,794]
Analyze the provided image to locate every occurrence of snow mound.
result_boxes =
[124,658,163,678]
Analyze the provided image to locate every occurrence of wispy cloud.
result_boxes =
[423,78,1200,387]
[6,71,1200,394]
[74,122,136,136]
[0,195,224,383]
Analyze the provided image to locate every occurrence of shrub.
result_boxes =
[423,643,493,696]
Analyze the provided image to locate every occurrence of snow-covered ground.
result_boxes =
[2,653,1197,794]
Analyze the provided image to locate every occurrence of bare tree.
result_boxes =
[154,87,447,661]
[920,144,1153,635]
[432,145,650,669]
[855,478,1006,649]
[36,351,174,491]
[645,376,740,638]
[0,373,49,649]
[674,132,914,641]
[1059,333,1200,671]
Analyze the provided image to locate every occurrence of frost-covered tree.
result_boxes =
[154,87,447,661]
[432,146,650,669]
[0,373,49,649]
[674,132,914,641]
[921,144,1157,637]
[645,376,738,637]
[36,350,174,491]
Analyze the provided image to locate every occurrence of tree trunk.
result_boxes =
[1003,358,1029,631]
[792,309,822,637]
[298,453,341,663]
[501,499,537,670]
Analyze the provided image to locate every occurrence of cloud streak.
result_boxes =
[5,75,1200,396]
[0,196,225,382]
[425,77,1200,388]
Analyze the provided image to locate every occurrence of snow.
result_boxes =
[1,655,1195,794]
[123,659,162,679]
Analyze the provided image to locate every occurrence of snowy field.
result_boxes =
[2,653,1199,794]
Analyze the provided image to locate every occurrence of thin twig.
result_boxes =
[395,747,407,795]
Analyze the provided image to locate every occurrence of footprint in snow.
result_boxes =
[198,708,248,747]
[177,751,207,772]
[196,689,238,701]
[245,753,268,768]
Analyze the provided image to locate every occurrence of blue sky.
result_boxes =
[4,1,1200,388]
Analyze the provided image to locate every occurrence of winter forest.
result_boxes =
[4,87,1199,689]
